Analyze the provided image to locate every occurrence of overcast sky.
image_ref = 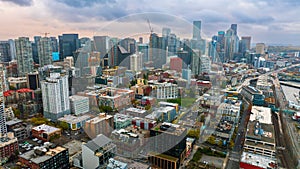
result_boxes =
[1,0,300,45]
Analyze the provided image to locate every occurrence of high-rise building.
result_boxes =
[256,43,265,55]
[167,33,177,55]
[130,53,142,72]
[15,37,34,76]
[231,24,238,35]
[50,37,58,52]
[59,34,80,60]
[41,73,70,121]
[137,44,148,63]
[225,28,238,61]
[193,21,202,40]
[191,50,201,76]
[182,68,191,85]
[69,95,89,115]
[26,72,40,90]
[8,39,16,60]
[0,41,12,62]
[32,36,41,64]
[162,27,171,37]
[0,64,7,135]
[120,38,136,54]
[38,37,53,67]
[239,36,251,53]
[93,36,110,59]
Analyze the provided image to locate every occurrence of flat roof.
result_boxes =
[69,95,89,101]
[19,146,67,164]
[86,113,113,124]
[58,114,91,124]
[126,107,147,114]
[151,122,185,136]
[32,124,61,134]
[6,118,22,126]
[250,106,272,124]
[240,152,276,169]
[246,121,275,145]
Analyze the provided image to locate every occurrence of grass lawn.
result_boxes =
[181,97,197,107]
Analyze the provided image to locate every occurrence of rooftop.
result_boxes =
[126,107,147,114]
[240,152,276,169]
[69,95,89,101]
[85,113,113,124]
[250,106,272,124]
[114,113,131,123]
[58,114,91,124]
[6,118,22,126]
[246,121,275,146]
[84,134,114,152]
[151,122,186,136]
[19,146,67,164]
[32,124,61,134]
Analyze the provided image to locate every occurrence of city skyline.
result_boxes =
[0,0,300,45]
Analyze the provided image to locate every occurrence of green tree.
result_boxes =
[187,129,200,140]
[58,121,69,131]
[13,108,21,118]
[218,140,223,147]
[145,104,151,110]
[207,135,216,145]
[229,140,235,149]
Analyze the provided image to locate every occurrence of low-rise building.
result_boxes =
[97,87,135,111]
[148,122,187,169]
[146,107,177,123]
[241,86,265,106]
[241,106,276,168]
[32,124,61,141]
[69,95,89,115]
[58,114,91,130]
[149,81,178,99]
[6,118,32,141]
[0,132,18,162]
[132,117,156,130]
[18,146,69,169]
[84,113,114,138]
[114,113,132,129]
[82,134,116,169]
[126,107,148,118]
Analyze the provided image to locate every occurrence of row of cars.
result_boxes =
[19,138,45,153]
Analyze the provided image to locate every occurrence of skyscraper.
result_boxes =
[8,39,16,60]
[162,27,171,37]
[239,36,251,54]
[256,43,265,55]
[231,24,238,35]
[130,53,142,72]
[50,37,58,52]
[32,36,41,63]
[59,34,80,60]
[15,37,33,76]
[225,28,239,62]
[193,21,202,40]
[0,64,7,135]
[38,37,53,67]
[41,72,70,121]
[0,41,12,62]
[93,36,110,59]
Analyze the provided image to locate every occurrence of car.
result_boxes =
[32,138,38,142]
[37,140,43,144]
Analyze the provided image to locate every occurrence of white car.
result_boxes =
[32,138,38,142]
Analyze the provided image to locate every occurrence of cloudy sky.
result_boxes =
[1,0,300,45]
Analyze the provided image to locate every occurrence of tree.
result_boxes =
[187,129,200,140]
[218,140,223,147]
[207,135,216,145]
[145,104,151,110]
[229,140,235,149]
[12,108,21,118]
[58,121,69,131]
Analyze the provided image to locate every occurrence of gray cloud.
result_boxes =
[56,0,116,8]
[1,0,33,6]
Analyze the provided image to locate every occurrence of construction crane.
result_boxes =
[147,19,154,34]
